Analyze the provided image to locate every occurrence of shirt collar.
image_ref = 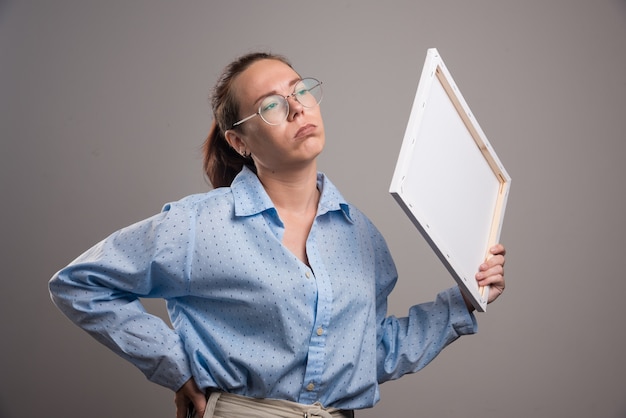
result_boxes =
[231,166,353,223]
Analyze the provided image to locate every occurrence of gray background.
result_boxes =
[1,1,625,417]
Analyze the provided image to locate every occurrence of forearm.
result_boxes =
[50,273,193,390]
[376,286,477,383]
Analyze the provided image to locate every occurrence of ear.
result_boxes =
[224,129,247,154]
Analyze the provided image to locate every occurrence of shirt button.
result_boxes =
[316,327,324,336]
[305,271,311,279]
[306,382,315,391]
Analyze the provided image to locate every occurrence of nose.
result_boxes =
[286,94,304,121]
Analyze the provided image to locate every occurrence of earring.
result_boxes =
[240,149,249,158]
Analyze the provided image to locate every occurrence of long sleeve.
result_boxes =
[369,220,478,384]
[48,168,479,409]
[376,286,477,383]
[49,208,194,391]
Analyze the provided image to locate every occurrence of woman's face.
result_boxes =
[226,59,325,175]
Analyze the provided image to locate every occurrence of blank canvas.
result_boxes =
[389,48,511,312]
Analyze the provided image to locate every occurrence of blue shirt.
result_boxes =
[49,166,477,410]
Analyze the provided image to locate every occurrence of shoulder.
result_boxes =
[161,187,234,215]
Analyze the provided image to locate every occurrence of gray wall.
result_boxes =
[2,1,625,417]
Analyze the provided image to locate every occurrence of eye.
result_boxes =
[261,96,281,113]
[262,102,277,112]
[294,80,312,97]
[295,87,309,97]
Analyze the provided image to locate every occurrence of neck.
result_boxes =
[256,163,320,214]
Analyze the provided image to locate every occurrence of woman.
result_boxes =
[49,52,506,418]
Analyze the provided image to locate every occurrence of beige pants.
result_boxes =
[198,391,354,418]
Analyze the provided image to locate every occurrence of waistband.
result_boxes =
[201,390,355,418]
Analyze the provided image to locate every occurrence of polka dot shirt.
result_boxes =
[49,166,477,410]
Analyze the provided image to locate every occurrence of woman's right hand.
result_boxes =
[175,378,207,418]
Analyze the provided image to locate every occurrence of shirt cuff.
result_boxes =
[445,286,478,336]
[147,348,194,391]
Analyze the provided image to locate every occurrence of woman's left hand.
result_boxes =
[476,243,506,304]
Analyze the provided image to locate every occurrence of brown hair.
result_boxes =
[202,52,293,188]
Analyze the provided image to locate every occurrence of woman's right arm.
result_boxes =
[49,208,194,391]
[175,378,207,418]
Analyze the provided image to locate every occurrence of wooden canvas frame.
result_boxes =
[389,48,511,312]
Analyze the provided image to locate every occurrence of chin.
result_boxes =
[307,136,325,157]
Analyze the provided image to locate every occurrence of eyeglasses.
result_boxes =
[231,78,323,128]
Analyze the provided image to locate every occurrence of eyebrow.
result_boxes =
[252,77,302,106]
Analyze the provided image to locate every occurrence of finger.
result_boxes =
[489,243,506,257]
[477,272,504,289]
[191,397,207,418]
[175,405,185,418]
[175,397,189,418]
[477,272,504,303]
[477,263,504,280]
[481,254,505,271]
[186,387,207,418]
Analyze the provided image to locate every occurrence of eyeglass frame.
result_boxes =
[230,78,323,129]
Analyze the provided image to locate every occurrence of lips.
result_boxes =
[294,124,316,139]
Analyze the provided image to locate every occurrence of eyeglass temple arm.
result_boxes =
[231,112,259,128]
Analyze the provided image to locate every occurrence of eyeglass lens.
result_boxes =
[258,78,323,125]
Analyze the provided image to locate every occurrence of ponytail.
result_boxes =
[202,120,255,188]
